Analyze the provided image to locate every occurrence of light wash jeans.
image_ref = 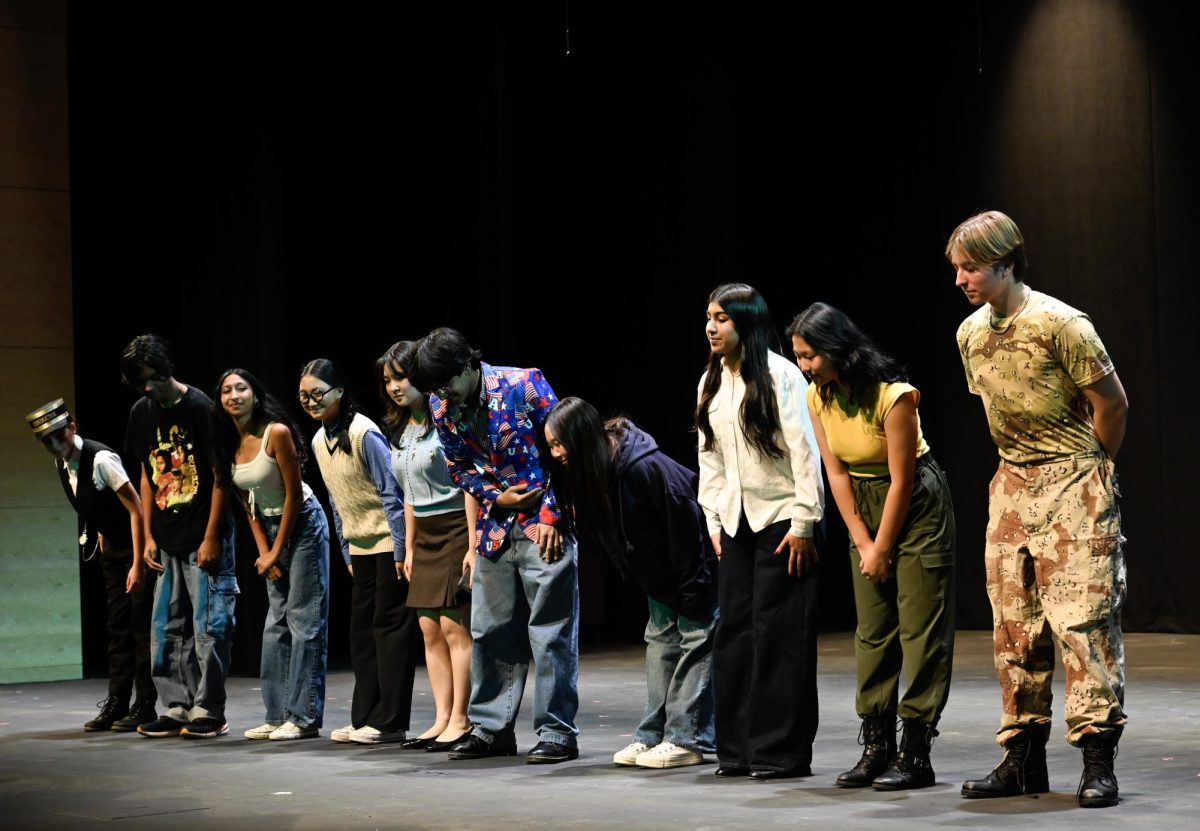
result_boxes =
[151,532,238,722]
[469,526,580,746]
[260,497,330,729]
[634,597,717,753]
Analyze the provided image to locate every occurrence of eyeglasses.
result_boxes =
[298,387,336,406]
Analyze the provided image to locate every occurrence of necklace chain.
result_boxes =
[990,288,1030,333]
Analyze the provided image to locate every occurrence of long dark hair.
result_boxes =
[695,283,784,460]
[786,302,907,411]
[298,358,358,454]
[544,397,628,553]
[375,340,433,446]
[212,367,309,487]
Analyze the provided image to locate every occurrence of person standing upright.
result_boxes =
[949,211,1129,808]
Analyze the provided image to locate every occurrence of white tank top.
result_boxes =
[231,424,314,517]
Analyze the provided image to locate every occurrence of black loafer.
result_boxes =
[447,732,517,760]
[715,764,750,777]
[401,736,436,750]
[749,765,812,781]
[426,731,473,752]
[526,740,579,764]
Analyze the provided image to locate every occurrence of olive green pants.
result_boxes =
[848,455,956,725]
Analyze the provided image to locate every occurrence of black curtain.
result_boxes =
[66,1,1199,674]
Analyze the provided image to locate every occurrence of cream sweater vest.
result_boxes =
[312,413,392,555]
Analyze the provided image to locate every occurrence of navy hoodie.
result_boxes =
[600,420,717,620]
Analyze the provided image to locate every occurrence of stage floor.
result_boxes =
[1,631,1196,830]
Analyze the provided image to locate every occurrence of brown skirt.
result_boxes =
[407,511,471,609]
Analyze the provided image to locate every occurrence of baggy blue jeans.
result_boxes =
[634,597,717,754]
[468,526,580,746]
[151,532,238,722]
[259,497,330,729]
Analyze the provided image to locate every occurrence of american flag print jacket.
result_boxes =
[431,362,562,560]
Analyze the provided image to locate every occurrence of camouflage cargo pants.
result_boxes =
[984,451,1127,746]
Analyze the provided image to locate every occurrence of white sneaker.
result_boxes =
[349,725,406,745]
[613,741,654,766]
[244,723,278,740]
[269,721,319,741]
[635,741,704,769]
[331,724,356,743]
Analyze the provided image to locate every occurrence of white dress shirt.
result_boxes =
[697,350,824,538]
[62,434,130,496]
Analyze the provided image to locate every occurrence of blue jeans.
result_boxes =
[469,526,580,746]
[151,533,238,722]
[260,498,330,729]
[635,597,717,753]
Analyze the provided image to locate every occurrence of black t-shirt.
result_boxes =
[123,386,219,552]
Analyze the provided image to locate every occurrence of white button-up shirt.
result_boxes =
[697,351,824,539]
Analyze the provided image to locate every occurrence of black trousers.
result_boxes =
[100,546,156,703]
[349,552,419,731]
[714,519,820,771]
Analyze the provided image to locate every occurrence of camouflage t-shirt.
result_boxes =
[957,289,1114,465]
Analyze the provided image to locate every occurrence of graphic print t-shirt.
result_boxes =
[124,386,217,552]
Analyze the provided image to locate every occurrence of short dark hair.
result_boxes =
[409,328,481,393]
[120,334,175,386]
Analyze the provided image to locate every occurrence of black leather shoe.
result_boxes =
[447,732,517,760]
[401,736,436,750]
[749,765,813,781]
[526,741,579,764]
[426,731,473,752]
[714,764,750,777]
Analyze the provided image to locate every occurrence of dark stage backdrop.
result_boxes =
[63,2,1199,674]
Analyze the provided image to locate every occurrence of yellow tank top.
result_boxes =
[807,381,930,479]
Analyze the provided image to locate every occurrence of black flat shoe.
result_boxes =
[426,731,474,752]
[526,741,579,764]
[714,764,750,777]
[447,733,518,760]
[749,765,813,781]
[401,736,437,750]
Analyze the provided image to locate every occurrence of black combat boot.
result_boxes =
[1077,730,1120,808]
[873,718,937,790]
[84,695,127,732]
[835,715,896,788]
[961,723,1051,798]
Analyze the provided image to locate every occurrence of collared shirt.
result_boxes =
[697,351,824,538]
[431,362,560,560]
[61,434,129,495]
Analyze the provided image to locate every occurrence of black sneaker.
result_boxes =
[138,715,187,738]
[84,696,127,732]
[181,717,229,739]
[112,699,157,732]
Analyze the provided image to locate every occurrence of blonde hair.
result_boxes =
[945,210,1027,279]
